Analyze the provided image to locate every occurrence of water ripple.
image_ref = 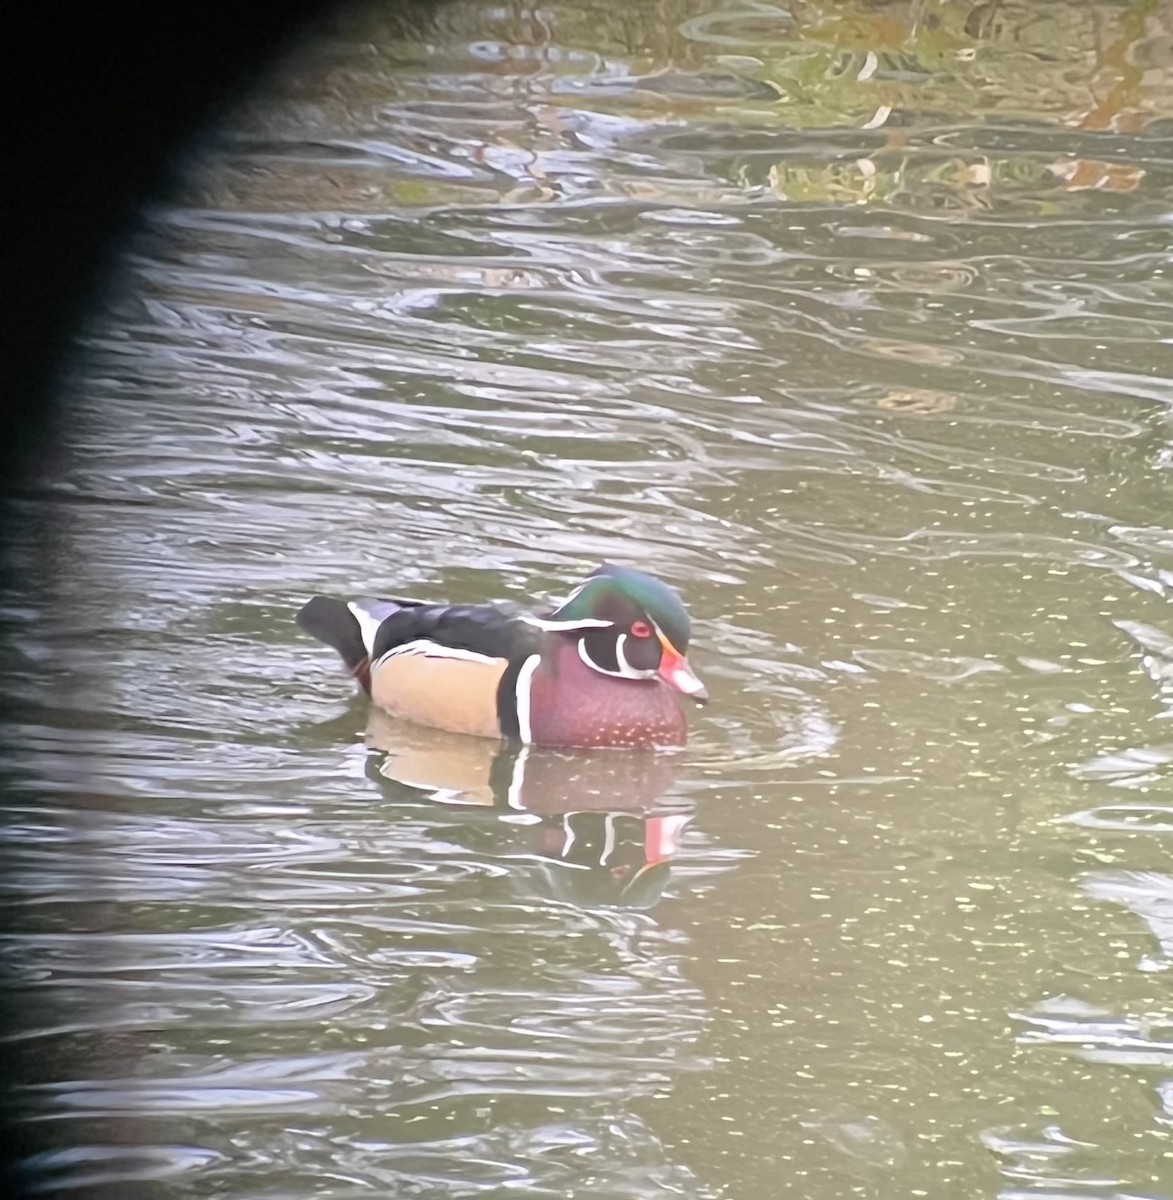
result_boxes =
[13,2,1173,1198]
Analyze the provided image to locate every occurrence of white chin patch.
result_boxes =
[579,634,654,681]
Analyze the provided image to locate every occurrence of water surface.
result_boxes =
[8,1,1173,1196]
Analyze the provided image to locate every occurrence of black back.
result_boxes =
[371,601,541,664]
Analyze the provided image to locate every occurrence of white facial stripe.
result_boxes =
[550,580,590,612]
[577,633,656,681]
[615,633,635,676]
[577,636,608,676]
[514,654,541,744]
[521,614,613,632]
[373,639,500,669]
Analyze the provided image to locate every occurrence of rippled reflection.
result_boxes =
[9,0,1173,1195]
[366,712,694,908]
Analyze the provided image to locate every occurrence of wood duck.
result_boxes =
[297,564,707,748]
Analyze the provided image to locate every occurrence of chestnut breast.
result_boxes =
[527,636,687,748]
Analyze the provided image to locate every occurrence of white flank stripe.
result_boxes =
[515,654,541,744]
[373,638,500,669]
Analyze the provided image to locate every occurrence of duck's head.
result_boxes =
[538,564,707,702]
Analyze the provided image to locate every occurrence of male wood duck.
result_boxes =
[297,564,707,748]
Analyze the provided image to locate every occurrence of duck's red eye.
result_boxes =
[631,620,652,638]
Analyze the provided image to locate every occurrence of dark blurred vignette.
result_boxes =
[0,3,440,1194]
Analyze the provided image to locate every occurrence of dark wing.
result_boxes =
[371,601,541,664]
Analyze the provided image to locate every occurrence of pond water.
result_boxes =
[7,0,1173,1196]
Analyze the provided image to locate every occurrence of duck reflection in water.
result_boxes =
[365,709,693,909]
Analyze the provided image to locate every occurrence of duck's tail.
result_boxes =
[297,596,407,693]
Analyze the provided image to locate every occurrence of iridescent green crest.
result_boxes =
[550,564,691,651]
